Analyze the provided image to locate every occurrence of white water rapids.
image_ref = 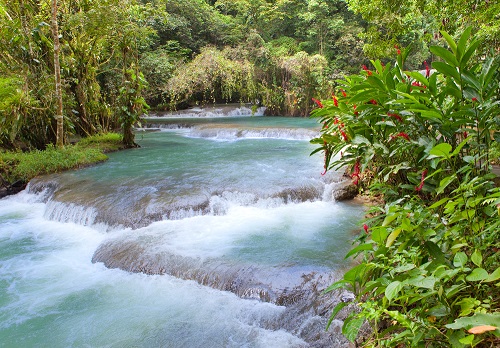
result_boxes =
[0,115,364,347]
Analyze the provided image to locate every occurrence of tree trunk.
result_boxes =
[51,0,64,148]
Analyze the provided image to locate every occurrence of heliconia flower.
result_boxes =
[351,160,361,185]
[363,224,369,234]
[333,95,338,107]
[416,169,428,191]
[424,61,430,78]
[387,113,403,122]
[340,130,349,142]
[362,65,373,76]
[391,132,410,141]
[340,89,347,97]
[312,98,323,108]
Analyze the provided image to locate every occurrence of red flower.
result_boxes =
[312,98,323,108]
[363,224,369,234]
[352,160,361,185]
[334,118,339,125]
[322,122,328,129]
[391,132,410,141]
[340,130,349,142]
[369,99,377,105]
[416,169,428,191]
[424,61,430,78]
[472,97,478,103]
[340,89,347,97]
[333,95,339,107]
[387,112,403,122]
[397,49,401,55]
[362,65,373,76]
[353,104,359,116]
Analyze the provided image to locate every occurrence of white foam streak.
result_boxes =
[186,127,318,141]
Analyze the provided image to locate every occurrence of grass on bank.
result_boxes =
[0,133,124,184]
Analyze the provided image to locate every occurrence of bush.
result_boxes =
[313,28,500,347]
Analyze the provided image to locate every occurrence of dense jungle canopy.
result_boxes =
[0,0,499,149]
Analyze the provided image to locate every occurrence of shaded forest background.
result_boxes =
[1,0,499,149]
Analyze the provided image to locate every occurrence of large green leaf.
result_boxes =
[445,313,500,330]
[430,46,459,67]
[429,143,452,159]
[466,268,488,282]
[454,252,468,268]
[432,61,460,80]
[342,317,364,343]
[385,280,403,301]
[485,267,500,283]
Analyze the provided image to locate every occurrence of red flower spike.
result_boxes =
[397,49,401,55]
[351,160,361,185]
[340,130,349,142]
[424,61,430,78]
[363,224,369,234]
[387,113,403,122]
[391,132,410,141]
[416,169,428,191]
[340,89,347,97]
[362,65,372,76]
[333,95,338,107]
[312,98,323,108]
[472,97,478,103]
[370,99,377,105]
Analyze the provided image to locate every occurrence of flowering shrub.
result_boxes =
[312,28,500,346]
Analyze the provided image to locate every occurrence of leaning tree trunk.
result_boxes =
[51,0,64,148]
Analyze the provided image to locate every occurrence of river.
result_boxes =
[0,112,363,347]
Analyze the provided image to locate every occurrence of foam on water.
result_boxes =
[0,193,309,347]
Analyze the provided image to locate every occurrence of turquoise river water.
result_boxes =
[0,114,364,347]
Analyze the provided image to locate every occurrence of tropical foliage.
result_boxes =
[312,28,500,346]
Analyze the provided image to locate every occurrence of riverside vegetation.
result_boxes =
[312,28,500,347]
[0,133,123,195]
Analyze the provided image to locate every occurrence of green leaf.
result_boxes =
[429,143,453,159]
[440,31,458,55]
[342,317,364,343]
[436,175,457,195]
[485,267,500,283]
[344,243,373,259]
[323,280,349,293]
[457,27,473,59]
[459,334,474,345]
[386,228,401,247]
[432,61,460,81]
[424,241,446,264]
[430,46,459,67]
[471,250,482,267]
[445,313,500,330]
[430,197,450,209]
[466,268,488,282]
[385,280,403,301]
[454,252,468,268]
[371,227,389,245]
[326,302,348,329]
